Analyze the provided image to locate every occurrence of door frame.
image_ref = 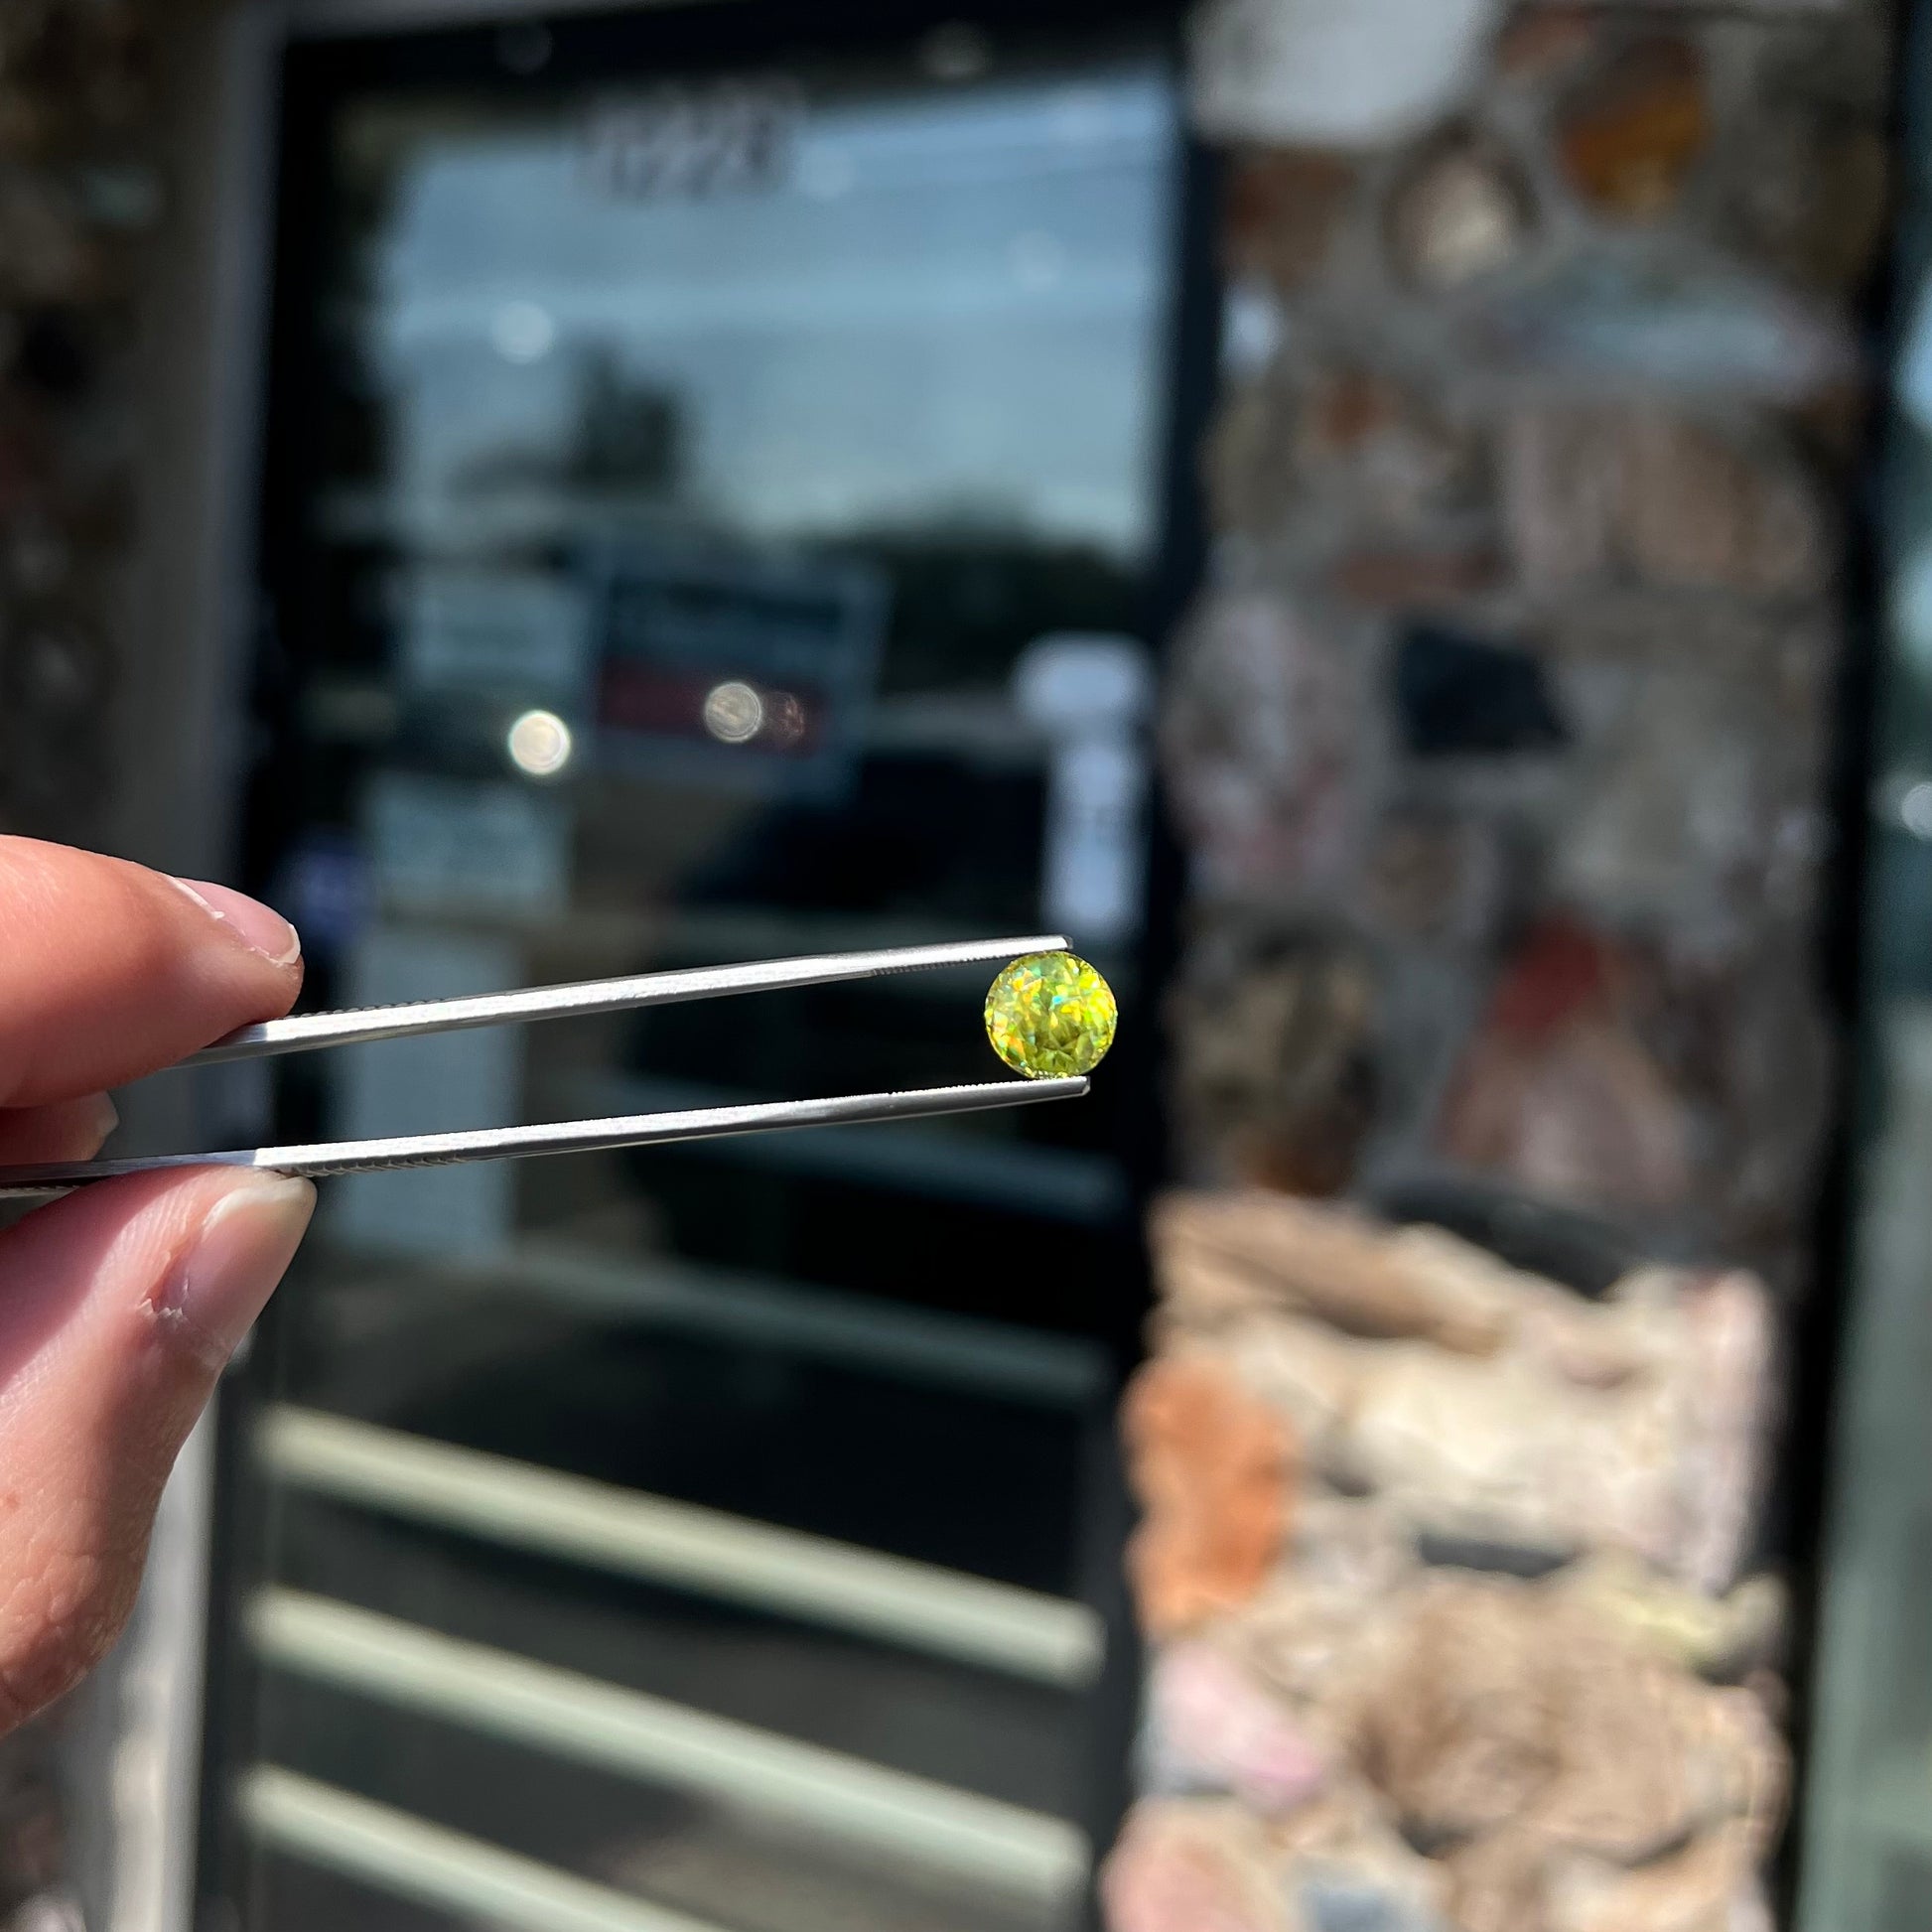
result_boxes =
[189,6,1225,1927]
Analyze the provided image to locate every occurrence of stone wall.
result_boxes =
[0,0,162,852]
[1109,2,1894,1929]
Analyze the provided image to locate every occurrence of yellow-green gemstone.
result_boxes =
[984,950,1118,1079]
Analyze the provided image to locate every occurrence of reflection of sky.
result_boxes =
[362,68,1177,557]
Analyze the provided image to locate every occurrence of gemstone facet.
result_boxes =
[984,950,1118,1079]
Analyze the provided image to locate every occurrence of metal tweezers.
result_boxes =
[0,935,1088,1199]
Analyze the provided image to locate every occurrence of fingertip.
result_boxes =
[166,879,303,970]
[150,1173,315,1369]
[0,1092,120,1168]
[0,842,306,1107]
[0,1165,317,1725]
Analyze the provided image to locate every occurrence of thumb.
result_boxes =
[0,1169,313,1726]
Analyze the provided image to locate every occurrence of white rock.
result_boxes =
[1188,0,1504,148]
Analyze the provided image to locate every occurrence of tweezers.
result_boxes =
[0,935,1088,1199]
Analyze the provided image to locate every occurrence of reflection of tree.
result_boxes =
[455,345,687,499]
[819,522,1140,692]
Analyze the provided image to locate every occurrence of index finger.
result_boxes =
[0,838,303,1108]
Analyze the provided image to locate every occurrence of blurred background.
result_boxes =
[0,0,1920,1928]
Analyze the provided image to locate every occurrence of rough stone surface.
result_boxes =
[1122,1355,1298,1637]
[1385,132,1537,290]
[1170,931,1380,1192]
[1153,1191,1779,1590]
[1499,404,1832,596]
[1160,591,1368,902]
[1143,1641,1330,1813]
[1435,917,1695,1213]
[1140,0,1886,1922]
[1226,149,1359,291]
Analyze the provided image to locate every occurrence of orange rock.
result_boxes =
[1122,1356,1295,1637]
[1558,39,1711,221]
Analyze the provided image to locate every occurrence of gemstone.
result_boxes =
[984,950,1118,1079]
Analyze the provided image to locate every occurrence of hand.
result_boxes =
[0,836,310,1728]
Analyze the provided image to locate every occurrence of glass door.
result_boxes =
[200,6,1197,1931]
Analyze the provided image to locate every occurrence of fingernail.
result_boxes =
[83,1092,118,1149]
[168,879,302,967]
[158,1176,315,1364]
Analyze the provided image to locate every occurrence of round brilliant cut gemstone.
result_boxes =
[983,950,1117,1079]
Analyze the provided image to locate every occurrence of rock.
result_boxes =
[1159,592,1367,901]
[1385,131,1536,290]
[1205,378,1301,534]
[1496,8,1599,81]
[1170,935,1379,1194]
[1556,37,1712,222]
[1153,1190,1523,1355]
[1461,256,1857,401]
[1295,1870,1447,1932]
[1327,547,1503,610]
[1144,1641,1330,1814]
[1436,917,1696,1214]
[1391,624,1569,759]
[1188,0,1504,148]
[1352,1590,1555,1851]
[1336,1339,1689,1572]
[1101,1802,1287,1932]
[1274,1787,1453,1930]
[1234,1498,1419,1715]
[1545,1823,1769,1932]
[1552,647,1834,944]
[1440,1829,1550,1932]
[1499,404,1622,587]
[1352,1576,1787,1871]
[1669,1270,1779,1596]
[1122,1356,1297,1637]
[1555,1554,1787,1680]
[1618,413,1830,594]
[1154,1193,1778,1585]
[1226,149,1358,292]
[1725,103,1890,294]
[1295,367,1483,532]
[1207,361,1480,543]
[1499,404,1831,597]
[1359,807,1504,947]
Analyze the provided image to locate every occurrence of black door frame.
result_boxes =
[196,3,1223,1923]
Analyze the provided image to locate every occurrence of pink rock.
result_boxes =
[1148,1642,1329,1814]
[1101,1805,1284,1932]
[1160,592,1367,903]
